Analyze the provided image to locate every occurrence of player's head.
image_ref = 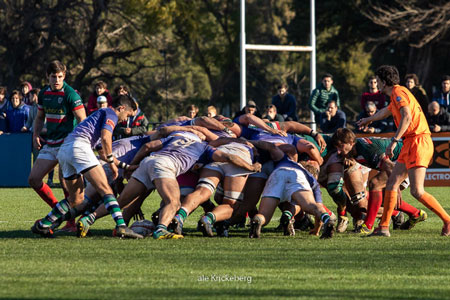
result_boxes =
[375,65,400,91]
[112,94,137,122]
[46,60,66,91]
[331,128,356,157]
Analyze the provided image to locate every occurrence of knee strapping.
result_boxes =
[197,178,217,194]
[223,190,244,202]
[350,191,366,205]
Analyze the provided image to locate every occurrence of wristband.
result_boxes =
[391,137,399,143]
[310,129,318,138]
[118,161,130,169]
[106,154,114,163]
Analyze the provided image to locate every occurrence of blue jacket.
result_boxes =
[271,93,297,121]
[5,103,29,133]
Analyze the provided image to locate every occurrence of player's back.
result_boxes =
[389,85,430,138]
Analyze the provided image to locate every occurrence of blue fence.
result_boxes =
[0,133,32,187]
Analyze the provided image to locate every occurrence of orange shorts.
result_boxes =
[397,134,434,169]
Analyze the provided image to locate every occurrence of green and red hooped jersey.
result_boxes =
[355,137,403,170]
[37,82,84,147]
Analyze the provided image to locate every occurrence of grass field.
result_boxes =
[1,186,450,299]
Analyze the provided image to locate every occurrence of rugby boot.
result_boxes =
[199,216,214,237]
[400,210,427,230]
[368,226,391,237]
[31,220,54,238]
[153,228,183,240]
[116,226,144,239]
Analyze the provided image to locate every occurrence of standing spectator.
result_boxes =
[271,83,298,121]
[360,76,387,110]
[233,100,262,120]
[319,100,346,133]
[207,105,217,118]
[432,75,450,111]
[86,81,112,115]
[23,88,40,132]
[405,73,429,113]
[309,73,340,122]
[20,81,33,105]
[3,90,29,133]
[356,101,388,133]
[113,100,149,140]
[186,104,199,119]
[0,87,8,133]
[262,104,284,122]
[427,101,450,133]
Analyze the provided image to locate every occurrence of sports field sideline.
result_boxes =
[1,186,450,299]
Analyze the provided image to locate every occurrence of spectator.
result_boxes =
[207,105,217,118]
[262,104,284,122]
[113,99,149,140]
[3,90,29,134]
[20,81,33,105]
[427,101,450,133]
[0,87,7,133]
[432,75,450,111]
[233,100,262,120]
[356,101,388,133]
[23,88,40,132]
[360,75,387,110]
[309,73,340,123]
[405,73,429,113]
[319,100,346,133]
[114,84,130,96]
[86,80,112,115]
[186,104,199,119]
[271,83,297,121]
[96,95,108,109]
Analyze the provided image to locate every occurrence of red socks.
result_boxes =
[34,183,58,208]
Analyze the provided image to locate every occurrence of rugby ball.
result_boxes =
[130,219,155,237]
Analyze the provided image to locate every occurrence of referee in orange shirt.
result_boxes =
[357,65,450,237]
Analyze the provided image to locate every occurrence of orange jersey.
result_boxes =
[388,85,430,138]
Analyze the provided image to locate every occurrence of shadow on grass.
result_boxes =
[0,229,117,239]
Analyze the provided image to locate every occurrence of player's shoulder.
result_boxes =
[62,83,80,98]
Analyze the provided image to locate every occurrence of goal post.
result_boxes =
[240,0,317,129]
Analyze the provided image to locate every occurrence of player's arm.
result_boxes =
[32,109,46,150]
[282,121,326,153]
[357,106,391,128]
[100,129,118,179]
[129,140,163,166]
[238,113,287,136]
[73,106,87,123]
[193,116,236,137]
[386,106,411,158]
[296,139,323,166]
[212,151,261,172]
[187,125,219,141]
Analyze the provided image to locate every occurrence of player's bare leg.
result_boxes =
[250,196,280,238]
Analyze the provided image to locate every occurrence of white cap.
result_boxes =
[97,95,107,103]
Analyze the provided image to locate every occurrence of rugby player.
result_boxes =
[28,60,86,231]
[357,65,450,237]
[332,128,426,234]
[31,95,140,239]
